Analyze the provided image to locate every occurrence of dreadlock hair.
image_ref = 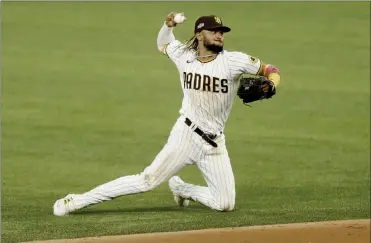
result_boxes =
[184,35,199,53]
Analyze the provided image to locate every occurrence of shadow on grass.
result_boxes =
[71,205,208,215]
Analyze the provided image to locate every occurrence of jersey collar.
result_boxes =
[196,55,218,63]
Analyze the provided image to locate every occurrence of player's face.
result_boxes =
[200,29,224,53]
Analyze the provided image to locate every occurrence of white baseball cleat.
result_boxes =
[53,194,78,216]
[169,176,190,207]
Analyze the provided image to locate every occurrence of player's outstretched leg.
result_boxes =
[53,117,196,216]
[169,136,235,212]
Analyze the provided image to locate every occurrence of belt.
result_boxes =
[184,118,218,147]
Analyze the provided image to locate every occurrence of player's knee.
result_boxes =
[216,201,235,212]
[214,195,235,212]
[141,172,161,191]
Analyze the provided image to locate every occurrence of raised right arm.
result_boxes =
[157,12,178,54]
[157,23,176,54]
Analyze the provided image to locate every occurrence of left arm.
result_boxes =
[227,52,281,87]
[258,62,281,87]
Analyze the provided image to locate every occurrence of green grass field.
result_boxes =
[2,2,370,243]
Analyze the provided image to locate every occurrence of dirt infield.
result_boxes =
[27,219,369,243]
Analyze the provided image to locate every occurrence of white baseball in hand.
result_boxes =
[174,13,186,24]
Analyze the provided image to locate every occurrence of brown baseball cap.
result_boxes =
[194,15,231,34]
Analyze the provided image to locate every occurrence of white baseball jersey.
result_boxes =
[165,40,261,134]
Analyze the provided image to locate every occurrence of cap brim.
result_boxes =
[208,26,231,33]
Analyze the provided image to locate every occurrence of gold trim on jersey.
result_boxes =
[196,55,218,63]
[161,44,169,56]
[257,61,264,76]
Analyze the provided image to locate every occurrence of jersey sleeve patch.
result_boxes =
[249,56,259,64]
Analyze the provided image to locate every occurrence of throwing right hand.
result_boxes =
[165,12,186,27]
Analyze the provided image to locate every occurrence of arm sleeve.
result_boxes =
[157,23,175,53]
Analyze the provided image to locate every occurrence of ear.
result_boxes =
[196,32,202,42]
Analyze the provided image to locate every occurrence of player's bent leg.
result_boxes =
[169,137,235,212]
[53,118,196,216]
[203,151,236,212]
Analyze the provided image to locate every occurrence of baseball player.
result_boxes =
[53,12,281,216]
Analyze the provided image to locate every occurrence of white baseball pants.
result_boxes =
[71,115,235,212]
